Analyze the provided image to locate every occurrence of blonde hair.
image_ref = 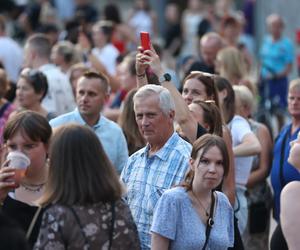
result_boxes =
[217,46,248,83]
[289,78,300,91]
[233,85,256,114]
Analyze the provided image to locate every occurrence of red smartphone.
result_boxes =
[140,31,150,51]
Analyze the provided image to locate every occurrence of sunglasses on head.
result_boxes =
[190,71,215,78]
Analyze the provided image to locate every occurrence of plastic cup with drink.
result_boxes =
[6,151,30,185]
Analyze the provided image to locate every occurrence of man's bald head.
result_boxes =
[266,14,284,39]
[200,32,224,66]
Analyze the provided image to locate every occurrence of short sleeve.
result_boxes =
[231,116,252,143]
[217,192,234,247]
[150,190,178,240]
[284,39,294,64]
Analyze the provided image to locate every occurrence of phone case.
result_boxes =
[140,32,150,50]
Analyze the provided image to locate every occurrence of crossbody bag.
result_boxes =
[201,191,216,250]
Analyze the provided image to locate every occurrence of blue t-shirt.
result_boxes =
[271,124,300,221]
[260,35,294,78]
[151,187,234,250]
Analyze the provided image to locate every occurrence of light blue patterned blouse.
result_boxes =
[151,187,234,250]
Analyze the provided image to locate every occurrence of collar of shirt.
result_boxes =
[140,132,181,161]
[73,108,102,130]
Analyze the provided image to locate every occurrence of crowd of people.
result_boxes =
[0,0,299,249]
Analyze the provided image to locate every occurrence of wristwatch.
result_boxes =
[158,73,172,83]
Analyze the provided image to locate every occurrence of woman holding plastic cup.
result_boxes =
[0,110,52,247]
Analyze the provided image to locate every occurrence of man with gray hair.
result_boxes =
[121,84,192,250]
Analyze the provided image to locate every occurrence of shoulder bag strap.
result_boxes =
[68,206,90,249]
[26,206,42,240]
[108,201,115,250]
[201,191,216,250]
[279,130,289,188]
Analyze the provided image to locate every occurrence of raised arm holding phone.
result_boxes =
[135,38,236,206]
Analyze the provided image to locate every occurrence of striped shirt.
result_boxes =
[121,132,192,250]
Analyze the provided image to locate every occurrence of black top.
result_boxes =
[196,123,207,139]
[2,195,44,247]
[164,23,182,57]
[187,60,215,77]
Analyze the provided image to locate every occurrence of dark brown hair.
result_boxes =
[40,124,122,206]
[118,89,145,155]
[3,110,52,144]
[0,15,6,32]
[0,68,9,98]
[182,134,229,191]
[19,69,48,101]
[214,76,235,124]
[93,20,114,43]
[192,100,223,136]
[183,72,220,108]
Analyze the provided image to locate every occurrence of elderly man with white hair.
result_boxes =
[121,84,192,250]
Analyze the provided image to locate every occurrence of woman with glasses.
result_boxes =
[15,68,56,121]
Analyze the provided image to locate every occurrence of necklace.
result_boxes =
[20,183,45,193]
[192,191,211,217]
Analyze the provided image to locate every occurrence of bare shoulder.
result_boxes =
[281,181,300,200]
[256,122,271,138]
[281,181,300,214]
[222,125,232,144]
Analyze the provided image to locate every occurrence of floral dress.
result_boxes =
[34,199,140,250]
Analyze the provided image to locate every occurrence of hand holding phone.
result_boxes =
[140,31,151,51]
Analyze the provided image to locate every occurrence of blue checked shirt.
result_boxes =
[121,132,192,250]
